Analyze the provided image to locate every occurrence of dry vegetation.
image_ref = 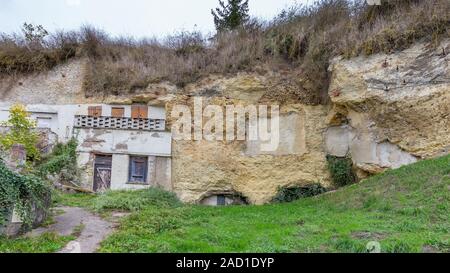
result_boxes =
[0,0,448,104]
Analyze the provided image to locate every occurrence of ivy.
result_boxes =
[36,139,79,185]
[272,184,327,203]
[0,159,51,228]
[326,155,356,188]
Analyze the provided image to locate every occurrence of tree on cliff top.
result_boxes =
[211,0,250,32]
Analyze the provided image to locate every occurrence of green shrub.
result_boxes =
[0,160,51,228]
[272,183,327,203]
[326,155,356,188]
[0,104,40,162]
[92,188,181,212]
[36,138,79,185]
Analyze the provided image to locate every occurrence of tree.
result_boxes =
[0,104,40,161]
[22,23,48,49]
[211,0,250,32]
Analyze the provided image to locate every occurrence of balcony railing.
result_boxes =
[74,115,165,131]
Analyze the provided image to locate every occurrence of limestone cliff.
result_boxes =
[326,40,449,177]
[0,40,448,204]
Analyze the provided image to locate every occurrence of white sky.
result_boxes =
[0,0,311,38]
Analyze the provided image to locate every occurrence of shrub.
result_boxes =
[36,138,79,185]
[0,0,448,102]
[0,104,40,162]
[92,188,181,212]
[326,155,356,188]
[0,159,51,228]
[272,183,327,203]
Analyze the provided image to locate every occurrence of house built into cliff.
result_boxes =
[0,39,447,204]
[0,103,172,192]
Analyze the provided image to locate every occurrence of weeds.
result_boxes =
[326,155,357,188]
[0,0,448,103]
[272,184,327,203]
[92,188,181,212]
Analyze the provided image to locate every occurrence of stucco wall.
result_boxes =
[77,152,171,191]
[75,128,171,156]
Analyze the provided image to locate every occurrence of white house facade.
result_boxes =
[0,103,172,192]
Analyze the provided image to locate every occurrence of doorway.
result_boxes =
[93,155,112,192]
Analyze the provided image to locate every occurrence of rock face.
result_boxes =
[0,59,87,104]
[0,40,448,204]
[171,102,330,204]
[326,40,449,176]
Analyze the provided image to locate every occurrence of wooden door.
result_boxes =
[131,105,148,119]
[93,155,112,192]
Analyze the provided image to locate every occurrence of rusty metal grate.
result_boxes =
[74,115,165,131]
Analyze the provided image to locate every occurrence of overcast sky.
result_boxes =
[0,0,310,38]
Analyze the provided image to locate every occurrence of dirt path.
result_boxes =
[29,207,117,253]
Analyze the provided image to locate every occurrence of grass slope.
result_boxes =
[9,154,448,253]
[0,233,73,253]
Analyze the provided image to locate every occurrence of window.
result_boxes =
[217,195,226,206]
[111,107,125,118]
[128,156,148,184]
[88,106,102,117]
[36,117,51,128]
[131,105,148,119]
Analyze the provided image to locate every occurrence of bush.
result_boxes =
[92,188,181,212]
[36,138,79,185]
[272,183,327,203]
[0,104,40,162]
[0,160,51,228]
[0,0,448,102]
[326,155,356,188]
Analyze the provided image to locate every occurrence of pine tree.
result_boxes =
[211,0,249,32]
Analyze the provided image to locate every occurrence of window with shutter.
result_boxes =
[128,156,148,184]
[88,106,102,117]
[111,107,125,118]
[131,105,148,119]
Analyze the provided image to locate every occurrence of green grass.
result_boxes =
[53,192,97,208]
[51,155,450,253]
[0,233,74,253]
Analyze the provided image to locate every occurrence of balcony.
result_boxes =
[74,115,165,131]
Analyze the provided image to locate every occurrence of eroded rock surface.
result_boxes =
[326,40,449,176]
[0,40,448,204]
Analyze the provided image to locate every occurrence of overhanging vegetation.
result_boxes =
[0,0,448,104]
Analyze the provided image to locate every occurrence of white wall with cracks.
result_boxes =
[0,102,172,192]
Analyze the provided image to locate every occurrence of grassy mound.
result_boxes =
[17,155,448,253]
[95,155,449,253]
